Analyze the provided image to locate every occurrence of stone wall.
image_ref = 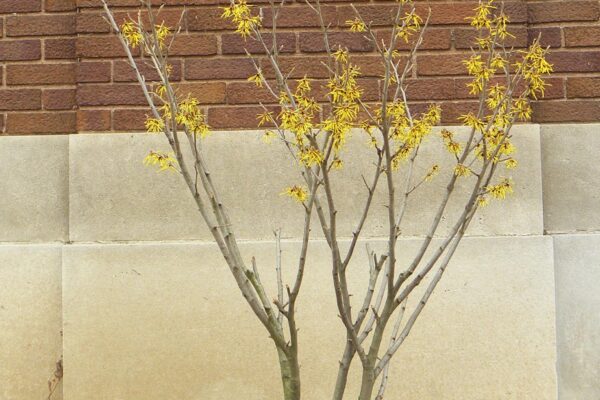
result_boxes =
[1,124,598,399]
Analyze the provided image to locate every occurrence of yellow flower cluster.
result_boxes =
[282,185,308,203]
[121,21,142,48]
[176,96,210,138]
[440,129,461,156]
[517,41,554,99]
[322,55,363,153]
[486,177,513,199]
[145,117,164,133]
[143,151,178,172]
[424,164,440,182]
[278,77,320,148]
[396,11,422,42]
[121,20,171,49]
[221,0,262,39]
[346,18,367,33]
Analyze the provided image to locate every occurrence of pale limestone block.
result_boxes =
[554,234,600,400]
[541,124,600,234]
[63,236,556,399]
[69,125,543,242]
[0,136,69,242]
[0,245,63,400]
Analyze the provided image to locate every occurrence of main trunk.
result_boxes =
[277,348,301,400]
[358,366,377,400]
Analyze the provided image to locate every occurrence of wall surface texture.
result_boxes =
[0,124,598,399]
[1,0,600,134]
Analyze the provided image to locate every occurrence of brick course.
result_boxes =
[0,0,599,134]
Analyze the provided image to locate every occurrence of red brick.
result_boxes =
[222,33,296,55]
[438,101,481,124]
[403,78,456,101]
[6,112,76,134]
[76,0,256,6]
[208,105,280,129]
[185,58,256,80]
[227,78,380,104]
[45,0,77,11]
[78,109,111,132]
[174,82,226,104]
[417,54,466,76]
[43,89,77,110]
[338,3,526,27]
[77,13,112,33]
[45,38,76,59]
[78,61,112,83]
[168,35,217,56]
[77,84,147,106]
[528,27,562,49]
[77,36,132,58]
[375,28,451,51]
[539,77,565,100]
[113,59,182,82]
[187,8,232,31]
[454,27,527,49]
[300,32,373,53]
[0,40,41,61]
[113,8,185,29]
[0,0,41,13]
[528,1,600,23]
[565,26,600,47]
[7,64,76,85]
[261,5,337,28]
[567,77,600,98]
[113,108,149,131]
[532,100,600,123]
[6,14,75,36]
[0,89,42,111]
[227,82,277,105]
[547,51,600,73]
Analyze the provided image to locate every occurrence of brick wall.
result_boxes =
[1,0,599,134]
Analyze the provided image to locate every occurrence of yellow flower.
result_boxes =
[143,151,178,172]
[282,185,308,203]
[425,164,440,182]
[262,130,277,144]
[454,164,471,177]
[248,71,263,87]
[486,178,514,199]
[221,0,261,39]
[505,158,518,169]
[145,117,164,133]
[477,196,489,207]
[346,18,367,33]
[121,21,142,48]
[459,113,486,131]
[299,147,324,167]
[155,23,171,47]
[257,111,273,127]
[333,48,349,63]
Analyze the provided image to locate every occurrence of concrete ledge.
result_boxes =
[0,245,63,400]
[0,136,69,242]
[554,233,600,400]
[63,236,556,399]
[541,124,600,234]
[68,125,543,242]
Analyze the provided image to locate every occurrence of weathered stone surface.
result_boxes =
[541,124,600,234]
[69,125,543,242]
[0,245,63,400]
[0,135,69,242]
[63,236,556,399]
[554,234,600,400]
